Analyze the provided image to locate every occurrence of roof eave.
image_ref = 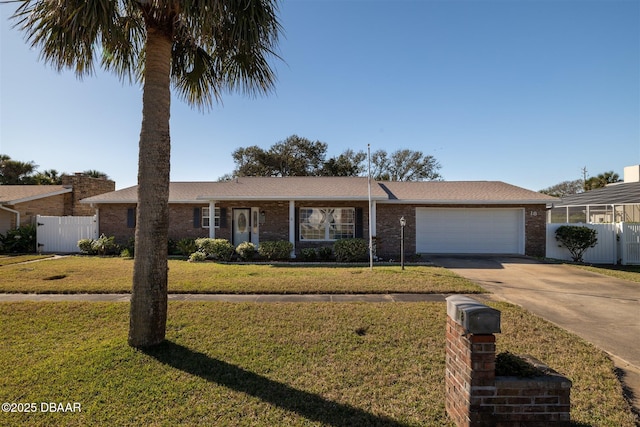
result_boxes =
[4,188,73,205]
[379,199,555,205]
[196,195,388,201]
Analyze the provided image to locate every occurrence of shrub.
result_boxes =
[300,247,318,261]
[78,238,94,254]
[318,246,333,261]
[124,237,135,257]
[167,238,178,255]
[333,238,368,262]
[258,240,293,260]
[176,238,197,256]
[195,238,234,261]
[0,225,36,254]
[555,225,598,263]
[91,234,120,256]
[77,234,120,256]
[236,241,256,261]
[188,251,207,262]
[495,352,545,378]
[120,248,133,258]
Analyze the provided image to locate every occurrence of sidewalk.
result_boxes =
[0,293,450,303]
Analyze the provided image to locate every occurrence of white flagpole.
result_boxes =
[368,144,373,270]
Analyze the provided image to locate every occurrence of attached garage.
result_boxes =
[416,207,525,254]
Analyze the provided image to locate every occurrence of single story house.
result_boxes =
[82,177,554,258]
[0,174,115,234]
[548,165,640,224]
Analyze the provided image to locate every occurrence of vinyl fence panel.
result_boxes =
[620,223,640,265]
[546,223,617,264]
[36,215,98,253]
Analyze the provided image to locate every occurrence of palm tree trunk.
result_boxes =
[128,24,172,348]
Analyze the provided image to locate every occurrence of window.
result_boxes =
[300,208,355,241]
[202,207,221,228]
[127,208,136,228]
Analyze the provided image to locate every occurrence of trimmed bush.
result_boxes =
[258,240,293,260]
[236,241,256,261]
[195,238,234,261]
[333,238,368,262]
[555,225,598,263]
[188,251,207,263]
[300,247,318,261]
[318,246,333,261]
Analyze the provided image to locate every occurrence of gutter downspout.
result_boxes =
[0,205,20,229]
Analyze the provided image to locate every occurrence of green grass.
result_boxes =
[572,264,640,283]
[0,255,53,267]
[0,256,483,294]
[0,302,635,426]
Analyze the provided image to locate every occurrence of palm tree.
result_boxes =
[33,169,63,184]
[0,155,37,184]
[82,170,110,180]
[584,171,621,191]
[9,0,281,347]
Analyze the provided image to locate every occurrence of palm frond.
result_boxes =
[8,0,283,108]
[10,0,123,77]
[101,2,145,84]
[171,0,282,109]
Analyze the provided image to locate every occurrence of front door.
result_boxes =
[233,208,251,245]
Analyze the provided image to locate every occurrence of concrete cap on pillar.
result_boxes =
[446,295,501,334]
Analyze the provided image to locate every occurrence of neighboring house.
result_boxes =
[82,177,554,258]
[0,174,115,234]
[549,165,640,224]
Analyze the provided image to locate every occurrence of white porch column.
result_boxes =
[209,201,216,239]
[289,200,296,258]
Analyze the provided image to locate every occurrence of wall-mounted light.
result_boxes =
[259,211,266,225]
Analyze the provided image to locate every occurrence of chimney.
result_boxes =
[623,165,640,183]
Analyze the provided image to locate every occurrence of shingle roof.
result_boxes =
[380,181,556,204]
[555,181,640,206]
[82,177,555,205]
[198,177,388,200]
[0,185,72,204]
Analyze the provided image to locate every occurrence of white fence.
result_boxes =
[36,215,98,253]
[620,223,640,265]
[546,223,640,265]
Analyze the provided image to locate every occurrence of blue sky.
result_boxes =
[1,0,638,191]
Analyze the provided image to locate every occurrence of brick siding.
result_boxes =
[97,199,548,258]
[98,200,371,251]
[445,301,571,426]
[61,174,115,216]
[3,174,115,231]
[376,204,548,259]
[14,194,66,227]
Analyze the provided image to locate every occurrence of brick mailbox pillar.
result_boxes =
[445,295,501,426]
[445,295,571,427]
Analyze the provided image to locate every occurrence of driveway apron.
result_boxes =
[430,255,640,414]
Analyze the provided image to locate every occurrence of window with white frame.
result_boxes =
[299,207,355,241]
[202,207,221,228]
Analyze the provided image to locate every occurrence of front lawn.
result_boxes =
[0,302,635,426]
[573,263,640,283]
[0,256,483,294]
[0,255,53,267]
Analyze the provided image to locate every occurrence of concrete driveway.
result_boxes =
[430,255,640,414]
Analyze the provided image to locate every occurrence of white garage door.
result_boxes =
[416,208,524,254]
